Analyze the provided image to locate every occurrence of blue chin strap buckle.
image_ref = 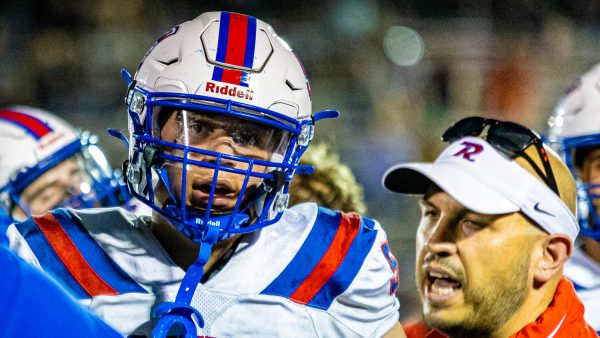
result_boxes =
[152,302,204,338]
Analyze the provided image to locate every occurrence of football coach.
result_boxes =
[383,117,597,337]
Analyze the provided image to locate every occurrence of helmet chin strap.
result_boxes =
[152,223,218,338]
[152,177,268,337]
[152,162,284,336]
[153,200,252,336]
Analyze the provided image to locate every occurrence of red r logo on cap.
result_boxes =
[453,141,483,162]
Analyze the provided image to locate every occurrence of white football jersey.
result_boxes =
[564,247,600,333]
[7,203,400,337]
[122,197,154,217]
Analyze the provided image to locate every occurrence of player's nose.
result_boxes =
[193,140,240,168]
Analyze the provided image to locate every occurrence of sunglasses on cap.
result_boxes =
[442,116,559,196]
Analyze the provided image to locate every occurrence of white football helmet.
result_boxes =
[0,106,130,222]
[120,11,337,243]
[547,64,600,240]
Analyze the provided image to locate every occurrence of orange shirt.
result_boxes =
[509,277,597,337]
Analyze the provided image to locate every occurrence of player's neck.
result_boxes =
[581,236,600,264]
[149,211,240,272]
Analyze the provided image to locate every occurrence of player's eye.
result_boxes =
[38,190,55,204]
[231,130,262,147]
[188,122,207,135]
[69,167,84,179]
[29,186,64,213]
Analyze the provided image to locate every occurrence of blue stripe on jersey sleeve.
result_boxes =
[15,217,90,299]
[307,217,377,310]
[261,207,341,299]
[51,209,148,295]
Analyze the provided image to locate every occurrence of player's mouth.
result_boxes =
[424,265,463,304]
[191,179,237,208]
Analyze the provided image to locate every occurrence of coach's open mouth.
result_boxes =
[425,266,462,303]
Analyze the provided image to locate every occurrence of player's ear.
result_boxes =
[533,234,572,285]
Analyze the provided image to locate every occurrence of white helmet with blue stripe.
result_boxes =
[0,106,130,222]
[121,11,338,243]
[547,64,600,241]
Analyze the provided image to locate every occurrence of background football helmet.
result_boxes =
[121,11,337,244]
[547,64,600,241]
[0,106,130,223]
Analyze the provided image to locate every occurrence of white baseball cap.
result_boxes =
[382,136,579,242]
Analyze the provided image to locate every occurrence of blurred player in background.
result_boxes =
[547,64,600,334]
[384,117,596,337]
[8,12,405,337]
[288,142,367,213]
[0,105,148,232]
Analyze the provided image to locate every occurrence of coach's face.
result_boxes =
[415,185,537,336]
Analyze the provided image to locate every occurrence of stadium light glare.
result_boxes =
[383,26,424,66]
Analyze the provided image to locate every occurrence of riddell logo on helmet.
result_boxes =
[204,82,254,100]
[38,132,65,149]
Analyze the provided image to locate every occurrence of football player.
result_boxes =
[0,105,143,230]
[7,12,404,337]
[547,64,600,334]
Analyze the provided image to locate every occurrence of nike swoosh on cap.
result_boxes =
[534,203,555,217]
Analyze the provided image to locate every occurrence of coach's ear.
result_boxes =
[533,234,572,284]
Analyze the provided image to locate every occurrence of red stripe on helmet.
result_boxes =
[0,110,53,139]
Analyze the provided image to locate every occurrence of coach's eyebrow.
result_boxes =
[423,183,442,200]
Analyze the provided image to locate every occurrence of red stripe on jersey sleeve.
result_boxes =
[289,212,361,304]
[33,212,118,297]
